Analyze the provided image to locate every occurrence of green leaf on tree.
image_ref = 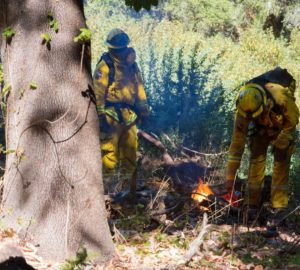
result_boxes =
[47,12,54,20]
[50,20,59,33]
[0,102,7,119]
[29,81,38,90]
[74,28,91,43]
[47,12,59,33]
[4,149,15,155]
[2,26,16,40]
[2,82,11,96]
[41,33,52,45]
[0,144,5,154]
[0,64,4,84]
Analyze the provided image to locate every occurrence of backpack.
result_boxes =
[96,52,115,87]
[250,67,295,94]
[96,51,139,88]
[95,52,139,123]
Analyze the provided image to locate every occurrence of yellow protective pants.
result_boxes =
[246,133,294,208]
[100,116,137,192]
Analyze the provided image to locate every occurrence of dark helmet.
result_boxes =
[105,29,130,49]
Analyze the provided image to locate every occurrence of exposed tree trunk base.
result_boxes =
[0,0,115,263]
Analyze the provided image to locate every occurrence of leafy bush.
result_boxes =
[90,0,300,198]
[86,0,300,146]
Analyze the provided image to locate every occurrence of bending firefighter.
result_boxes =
[93,29,150,193]
[226,67,299,231]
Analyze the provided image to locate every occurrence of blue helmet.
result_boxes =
[105,29,130,49]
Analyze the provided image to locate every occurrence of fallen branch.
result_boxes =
[137,129,174,165]
[182,146,227,157]
[161,213,210,270]
[183,212,209,264]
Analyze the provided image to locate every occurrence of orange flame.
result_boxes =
[191,179,214,204]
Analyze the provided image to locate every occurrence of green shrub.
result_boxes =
[85,0,300,197]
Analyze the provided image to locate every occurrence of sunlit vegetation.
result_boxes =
[86,0,300,199]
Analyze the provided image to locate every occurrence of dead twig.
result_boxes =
[162,133,177,149]
[183,212,209,264]
[276,204,300,226]
[182,146,227,157]
[159,213,210,270]
[148,178,170,211]
[209,198,244,222]
[250,205,264,227]
[113,224,127,245]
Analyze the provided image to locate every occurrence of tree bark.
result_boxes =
[0,0,115,263]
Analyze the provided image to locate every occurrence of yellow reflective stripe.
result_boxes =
[228,155,242,162]
[104,109,137,125]
[97,105,105,115]
[124,114,137,126]
[105,110,119,122]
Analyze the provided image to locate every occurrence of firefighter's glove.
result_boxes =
[99,114,111,134]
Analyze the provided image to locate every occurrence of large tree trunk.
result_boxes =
[0,0,115,263]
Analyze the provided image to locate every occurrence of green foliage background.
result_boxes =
[1,1,299,200]
[86,0,300,147]
[85,0,300,200]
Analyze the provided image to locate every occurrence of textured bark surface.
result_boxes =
[0,0,115,263]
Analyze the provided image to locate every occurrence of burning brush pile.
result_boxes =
[191,178,242,212]
[104,131,300,269]
[108,177,244,229]
[106,130,248,227]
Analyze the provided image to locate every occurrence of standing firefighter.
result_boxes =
[93,29,150,194]
[226,67,299,233]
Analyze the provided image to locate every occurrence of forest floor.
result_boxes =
[1,175,300,270]
[0,138,300,270]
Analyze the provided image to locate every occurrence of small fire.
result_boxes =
[191,179,214,204]
[191,178,242,209]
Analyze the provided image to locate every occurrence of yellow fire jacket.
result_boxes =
[226,83,299,181]
[93,50,149,126]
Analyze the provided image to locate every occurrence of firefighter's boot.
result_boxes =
[264,208,288,237]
